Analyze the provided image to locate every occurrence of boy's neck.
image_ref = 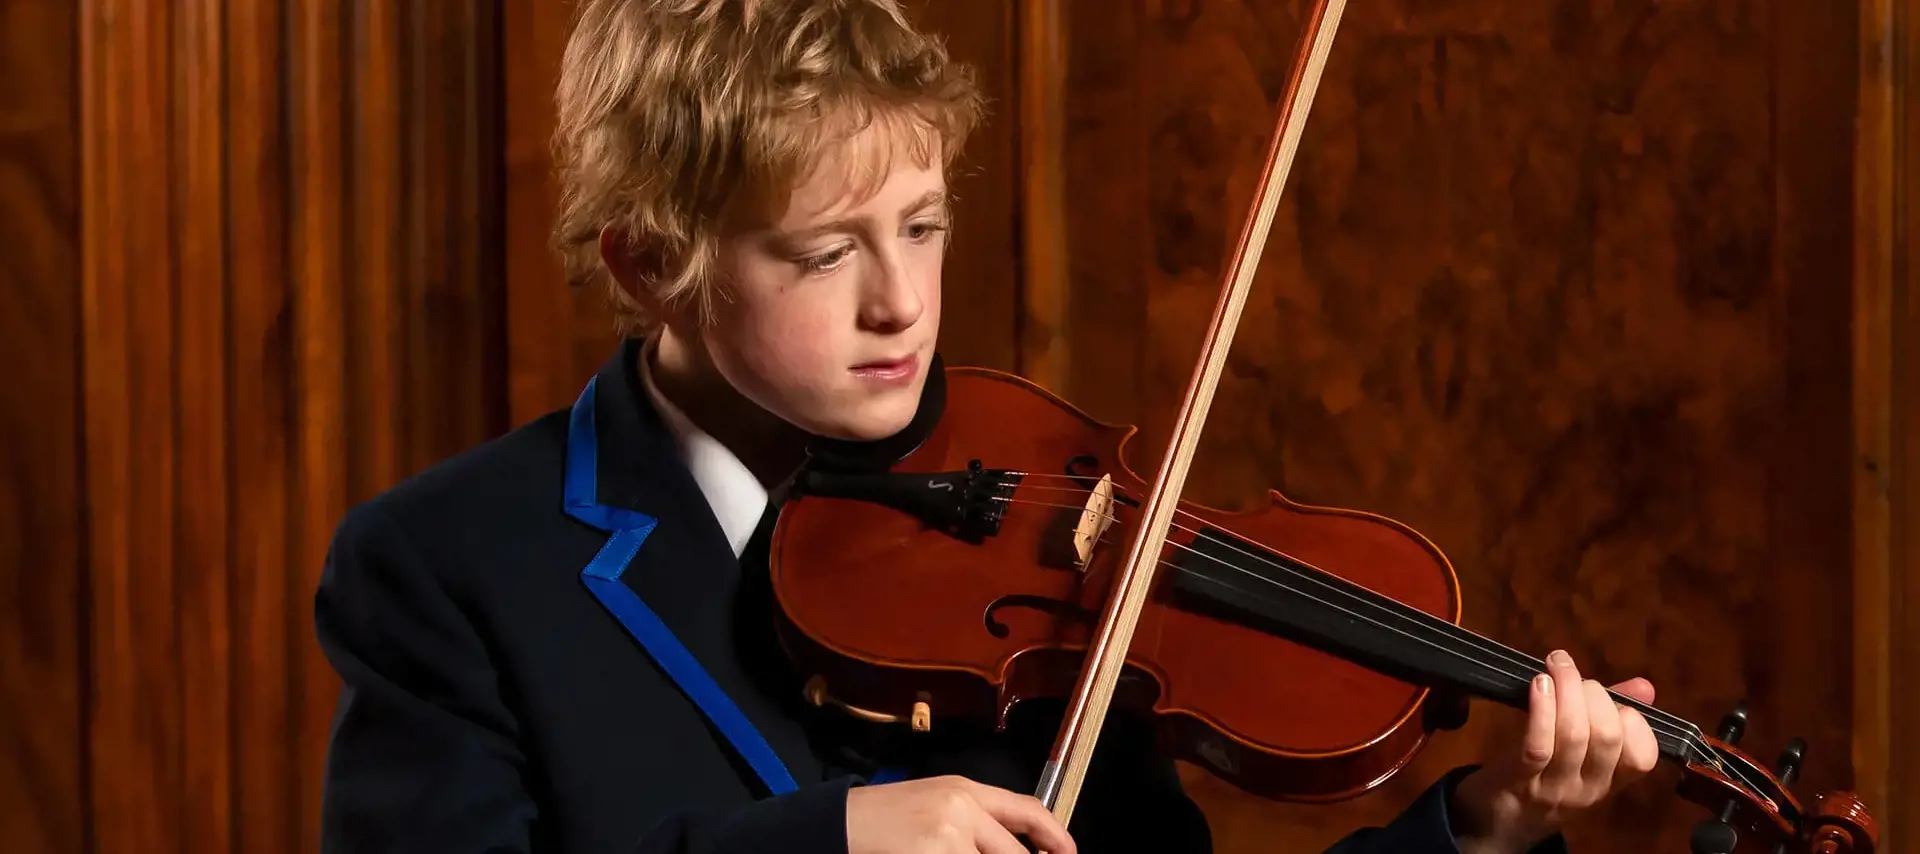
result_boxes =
[646,329,809,492]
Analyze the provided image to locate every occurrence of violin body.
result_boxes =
[771,361,1879,852]
[770,364,1467,803]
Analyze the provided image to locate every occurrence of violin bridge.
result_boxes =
[1073,474,1116,570]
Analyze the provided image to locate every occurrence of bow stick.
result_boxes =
[1033,0,1353,823]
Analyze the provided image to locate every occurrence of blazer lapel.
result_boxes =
[565,337,826,794]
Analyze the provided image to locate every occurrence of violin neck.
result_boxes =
[1166,527,1698,764]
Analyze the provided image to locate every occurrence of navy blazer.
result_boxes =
[314,337,1552,853]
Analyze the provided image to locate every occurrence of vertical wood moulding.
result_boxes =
[405,0,442,476]
[227,0,295,850]
[1018,0,1068,391]
[1891,0,1920,841]
[473,0,510,444]
[1854,0,1902,842]
[0,0,86,850]
[501,0,573,425]
[175,0,234,851]
[402,2,507,473]
[1773,0,1861,796]
[458,0,505,455]
[289,2,349,851]
[82,0,184,850]
[351,0,405,501]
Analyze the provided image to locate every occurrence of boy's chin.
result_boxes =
[808,410,916,443]
[799,396,922,444]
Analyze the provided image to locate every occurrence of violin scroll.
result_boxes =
[1677,703,1876,854]
[1805,792,1878,854]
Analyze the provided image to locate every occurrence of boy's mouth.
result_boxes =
[849,353,919,384]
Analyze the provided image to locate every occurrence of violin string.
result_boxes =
[1013,480,1764,793]
[999,471,1760,788]
[1003,482,1673,718]
[995,478,1713,735]
[989,492,1767,804]
[979,487,1766,803]
[989,493,1711,745]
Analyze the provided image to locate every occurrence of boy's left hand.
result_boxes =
[1450,649,1661,854]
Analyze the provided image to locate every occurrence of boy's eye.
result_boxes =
[907,221,950,242]
[801,245,853,273]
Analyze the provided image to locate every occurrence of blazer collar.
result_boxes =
[580,336,709,523]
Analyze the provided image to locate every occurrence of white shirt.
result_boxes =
[636,341,770,558]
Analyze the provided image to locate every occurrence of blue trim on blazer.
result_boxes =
[565,375,801,797]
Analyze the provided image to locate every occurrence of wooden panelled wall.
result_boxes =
[0,0,508,851]
[1035,0,1876,851]
[1036,0,1873,844]
[0,1,1913,853]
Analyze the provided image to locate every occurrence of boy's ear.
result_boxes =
[598,225,669,318]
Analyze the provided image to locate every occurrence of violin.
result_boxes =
[766,1,1878,852]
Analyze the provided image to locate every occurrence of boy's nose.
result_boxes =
[858,258,924,332]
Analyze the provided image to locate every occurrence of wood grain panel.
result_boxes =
[1017,0,1069,390]
[82,0,182,850]
[72,3,509,852]
[1852,0,1894,833]
[1772,0,1859,802]
[402,0,508,472]
[228,2,297,850]
[352,0,406,499]
[1058,0,1148,427]
[503,0,624,424]
[505,0,714,422]
[288,4,352,849]
[0,0,83,851]
[1052,0,1860,850]
[177,1,235,852]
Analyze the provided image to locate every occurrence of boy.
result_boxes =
[314,1,1660,852]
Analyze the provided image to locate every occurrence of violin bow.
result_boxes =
[1034,0,1352,823]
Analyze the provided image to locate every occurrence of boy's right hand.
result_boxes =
[845,775,1077,854]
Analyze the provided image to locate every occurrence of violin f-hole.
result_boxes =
[983,595,1095,638]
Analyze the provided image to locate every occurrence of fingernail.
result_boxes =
[1536,674,1553,696]
[1549,650,1573,667]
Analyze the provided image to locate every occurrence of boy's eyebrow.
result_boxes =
[780,189,949,240]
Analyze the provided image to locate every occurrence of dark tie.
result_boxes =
[732,491,795,705]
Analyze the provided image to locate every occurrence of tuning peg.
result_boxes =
[1692,702,1752,854]
[1716,702,1748,745]
[1760,739,1808,854]
[1774,737,1806,786]
[1690,815,1738,854]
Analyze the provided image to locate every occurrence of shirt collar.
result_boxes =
[635,337,770,558]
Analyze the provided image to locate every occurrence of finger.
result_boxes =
[1518,670,1559,776]
[968,783,1077,854]
[1609,676,1656,705]
[1543,650,1590,788]
[974,821,1034,854]
[1580,678,1624,785]
[1618,706,1661,776]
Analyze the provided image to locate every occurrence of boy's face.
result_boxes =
[692,123,948,441]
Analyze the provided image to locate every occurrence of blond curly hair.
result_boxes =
[551,0,985,334]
